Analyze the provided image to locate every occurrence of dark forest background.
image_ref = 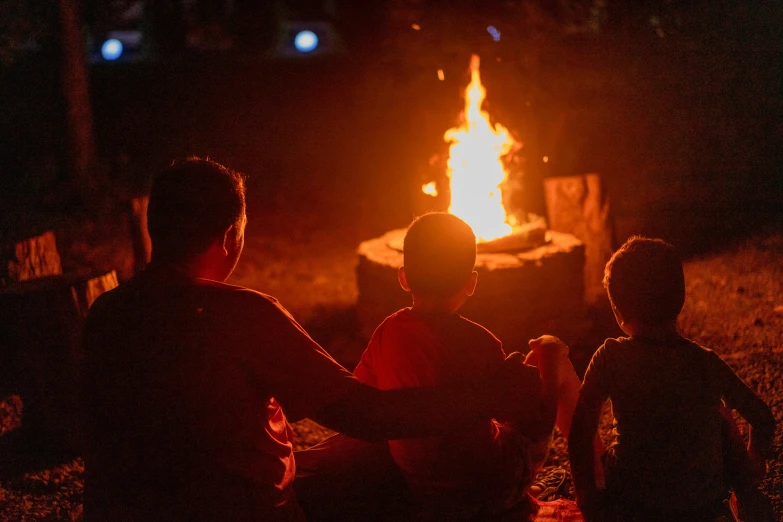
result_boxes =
[1,0,782,258]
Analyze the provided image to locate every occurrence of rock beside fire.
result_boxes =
[357,230,587,352]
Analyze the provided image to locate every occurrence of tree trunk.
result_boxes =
[58,0,97,196]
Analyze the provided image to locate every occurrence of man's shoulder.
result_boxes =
[88,275,286,320]
[195,278,280,305]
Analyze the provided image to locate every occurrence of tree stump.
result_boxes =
[0,270,118,451]
[543,174,615,305]
[357,230,587,353]
[1,231,63,285]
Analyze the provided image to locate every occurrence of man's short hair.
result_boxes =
[603,236,685,325]
[403,213,477,298]
[147,157,246,262]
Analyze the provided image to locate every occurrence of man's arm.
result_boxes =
[250,296,541,439]
[311,353,543,441]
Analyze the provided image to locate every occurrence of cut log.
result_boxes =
[1,231,63,285]
[543,174,615,305]
[131,195,152,274]
[0,270,118,451]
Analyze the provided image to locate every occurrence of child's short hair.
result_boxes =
[603,236,685,325]
[403,213,477,298]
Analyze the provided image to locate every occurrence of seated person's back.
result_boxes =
[355,307,506,494]
[354,213,543,515]
[569,236,776,520]
[584,334,729,507]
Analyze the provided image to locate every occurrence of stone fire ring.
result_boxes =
[356,229,587,353]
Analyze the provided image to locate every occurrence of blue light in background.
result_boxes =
[487,26,501,42]
[101,39,123,60]
[294,31,319,53]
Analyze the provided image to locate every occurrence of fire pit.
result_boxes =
[357,229,585,352]
[356,55,587,352]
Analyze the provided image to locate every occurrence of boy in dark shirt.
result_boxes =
[353,213,585,519]
[569,236,776,521]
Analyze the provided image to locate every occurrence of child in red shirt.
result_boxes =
[354,213,586,519]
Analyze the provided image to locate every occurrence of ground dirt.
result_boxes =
[1,224,782,520]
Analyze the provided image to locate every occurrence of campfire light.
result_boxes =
[424,54,519,242]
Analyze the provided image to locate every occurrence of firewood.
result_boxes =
[543,174,615,305]
[1,231,62,285]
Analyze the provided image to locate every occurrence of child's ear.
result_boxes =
[465,271,478,297]
[398,267,412,292]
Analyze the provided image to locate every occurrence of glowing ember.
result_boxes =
[430,54,518,242]
[422,181,438,197]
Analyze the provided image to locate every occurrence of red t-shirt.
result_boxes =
[81,265,358,521]
[354,308,507,498]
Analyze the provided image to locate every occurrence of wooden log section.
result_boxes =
[543,174,615,306]
[0,270,118,451]
[1,231,63,285]
[357,230,588,353]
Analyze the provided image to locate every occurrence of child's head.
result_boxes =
[400,213,477,309]
[603,236,685,331]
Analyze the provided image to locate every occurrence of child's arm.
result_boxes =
[568,347,610,521]
[713,354,776,470]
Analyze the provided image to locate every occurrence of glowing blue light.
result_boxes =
[294,31,319,53]
[487,26,501,42]
[101,39,123,60]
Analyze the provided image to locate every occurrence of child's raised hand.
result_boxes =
[527,335,571,392]
[528,335,570,357]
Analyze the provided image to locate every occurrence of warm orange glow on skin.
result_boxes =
[434,54,518,241]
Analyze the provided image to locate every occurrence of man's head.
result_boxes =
[603,236,685,330]
[147,157,247,281]
[400,213,477,307]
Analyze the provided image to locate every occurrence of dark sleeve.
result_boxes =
[569,342,611,509]
[708,350,775,455]
[244,295,360,422]
[579,341,611,404]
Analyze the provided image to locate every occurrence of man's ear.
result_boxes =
[398,267,412,292]
[221,224,236,256]
[464,271,478,296]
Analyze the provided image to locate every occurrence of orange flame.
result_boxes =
[435,54,517,241]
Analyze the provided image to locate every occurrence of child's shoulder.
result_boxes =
[601,335,721,365]
[454,314,502,346]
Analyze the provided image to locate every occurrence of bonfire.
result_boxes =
[422,54,545,251]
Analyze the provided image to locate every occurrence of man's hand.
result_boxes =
[487,352,543,422]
